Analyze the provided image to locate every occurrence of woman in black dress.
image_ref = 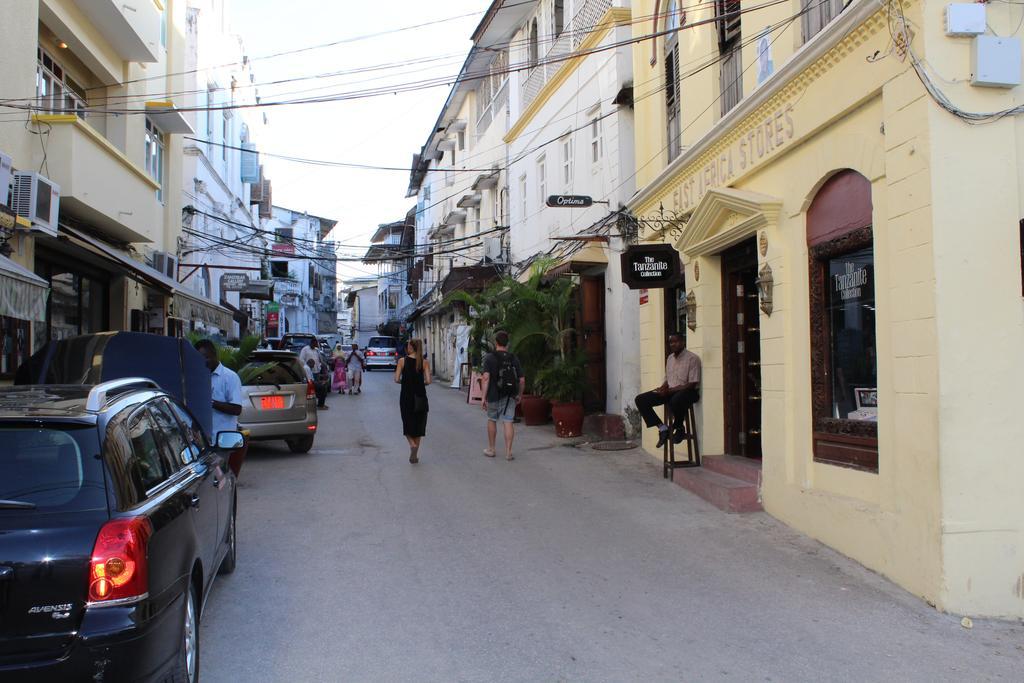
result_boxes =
[394,338,431,463]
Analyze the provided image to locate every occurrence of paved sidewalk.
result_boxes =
[200,371,1024,682]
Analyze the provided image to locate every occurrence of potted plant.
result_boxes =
[535,352,587,437]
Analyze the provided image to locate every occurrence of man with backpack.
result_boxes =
[480,330,525,461]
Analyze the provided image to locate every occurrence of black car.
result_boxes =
[0,379,241,682]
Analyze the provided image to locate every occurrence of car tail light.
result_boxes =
[88,517,151,604]
[306,380,316,399]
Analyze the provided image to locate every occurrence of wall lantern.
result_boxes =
[756,262,774,317]
[685,290,697,331]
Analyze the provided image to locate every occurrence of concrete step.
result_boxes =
[701,455,763,485]
[672,467,762,513]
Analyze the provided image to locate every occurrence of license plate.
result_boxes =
[260,396,285,410]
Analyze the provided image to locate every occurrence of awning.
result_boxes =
[173,291,233,331]
[440,264,500,295]
[62,225,180,293]
[219,299,249,324]
[145,101,195,135]
[545,242,609,280]
[61,225,233,330]
[240,280,274,301]
[0,255,48,322]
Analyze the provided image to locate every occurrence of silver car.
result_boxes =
[237,350,318,453]
[364,335,399,371]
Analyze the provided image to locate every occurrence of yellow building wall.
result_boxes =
[627,0,1024,615]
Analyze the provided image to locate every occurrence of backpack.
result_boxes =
[495,352,519,398]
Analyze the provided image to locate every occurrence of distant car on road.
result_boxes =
[0,379,241,683]
[364,335,399,371]
[237,350,318,453]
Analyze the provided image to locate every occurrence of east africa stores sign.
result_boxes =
[620,244,682,289]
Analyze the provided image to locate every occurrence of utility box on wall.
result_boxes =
[971,36,1022,88]
[945,4,986,37]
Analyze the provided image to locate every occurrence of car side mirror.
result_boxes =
[216,431,245,451]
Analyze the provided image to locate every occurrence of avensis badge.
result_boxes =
[546,195,593,208]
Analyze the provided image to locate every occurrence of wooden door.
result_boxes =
[721,239,762,458]
[580,275,606,413]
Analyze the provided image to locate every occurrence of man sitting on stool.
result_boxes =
[635,332,701,448]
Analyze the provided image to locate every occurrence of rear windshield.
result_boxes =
[0,425,106,514]
[239,358,305,386]
[368,337,397,348]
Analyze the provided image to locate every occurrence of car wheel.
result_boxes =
[286,435,315,454]
[218,498,237,575]
[168,582,200,683]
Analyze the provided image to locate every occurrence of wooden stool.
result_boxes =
[663,404,700,479]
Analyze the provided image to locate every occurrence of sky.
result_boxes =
[230,0,488,284]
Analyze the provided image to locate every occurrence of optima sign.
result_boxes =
[546,194,593,208]
[620,244,682,289]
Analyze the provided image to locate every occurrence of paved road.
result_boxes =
[200,370,1023,682]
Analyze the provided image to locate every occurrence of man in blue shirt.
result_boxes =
[194,339,243,437]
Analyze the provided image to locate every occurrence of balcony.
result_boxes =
[520,0,612,111]
[32,115,160,244]
[75,0,161,63]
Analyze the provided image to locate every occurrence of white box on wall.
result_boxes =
[946,4,986,37]
[971,36,1022,88]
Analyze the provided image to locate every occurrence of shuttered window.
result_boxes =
[801,0,847,44]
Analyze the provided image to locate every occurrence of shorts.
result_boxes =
[486,396,517,423]
[348,368,363,382]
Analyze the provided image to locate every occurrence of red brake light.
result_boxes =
[89,517,151,604]
[306,380,316,399]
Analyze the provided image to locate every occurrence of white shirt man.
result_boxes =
[299,342,322,374]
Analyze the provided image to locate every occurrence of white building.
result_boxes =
[346,278,379,348]
[504,0,640,431]
[179,0,272,339]
[264,206,337,336]
[362,212,414,340]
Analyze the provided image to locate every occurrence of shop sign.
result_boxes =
[221,273,250,292]
[546,195,593,208]
[620,244,682,289]
[641,101,796,241]
[272,242,295,255]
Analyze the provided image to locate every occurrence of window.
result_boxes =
[561,134,573,187]
[149,401,193,467]
[553,0,565,37]
[36,48,86,117]
[167,400,209,455]
[222,114,229,161]
[206,86,215,143]
[802,0,847,44]
[160,4,167,48]
[807,169,877,472]
[127,410,174,493]
[590,116,604,165]
[0,426,105,512]
[33,259,108,344]
[275,227,293,244]
[145,117,165,201]
[519,174,528,221]
[537,155,547,204]
[665,3,682,162]
[716,0,743,115]
[457,131,466,151]
[528,19,539,68]
[271,260,289,278]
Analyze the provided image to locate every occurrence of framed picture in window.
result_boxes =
[854,387,878,410]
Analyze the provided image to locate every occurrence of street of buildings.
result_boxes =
[200,372,1024,681]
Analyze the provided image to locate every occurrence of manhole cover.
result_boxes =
[591,441,638,451]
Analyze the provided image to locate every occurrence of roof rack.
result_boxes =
[85,378,162,412]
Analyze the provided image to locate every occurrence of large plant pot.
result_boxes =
[551,400,584,438]
[521,394,551,425]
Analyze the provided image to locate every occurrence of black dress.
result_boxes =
[399,359,428,437]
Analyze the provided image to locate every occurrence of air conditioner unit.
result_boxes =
[152,251,178,280]
[0,151,12,207]
[11,171,59,236]
[484,237,503,263]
